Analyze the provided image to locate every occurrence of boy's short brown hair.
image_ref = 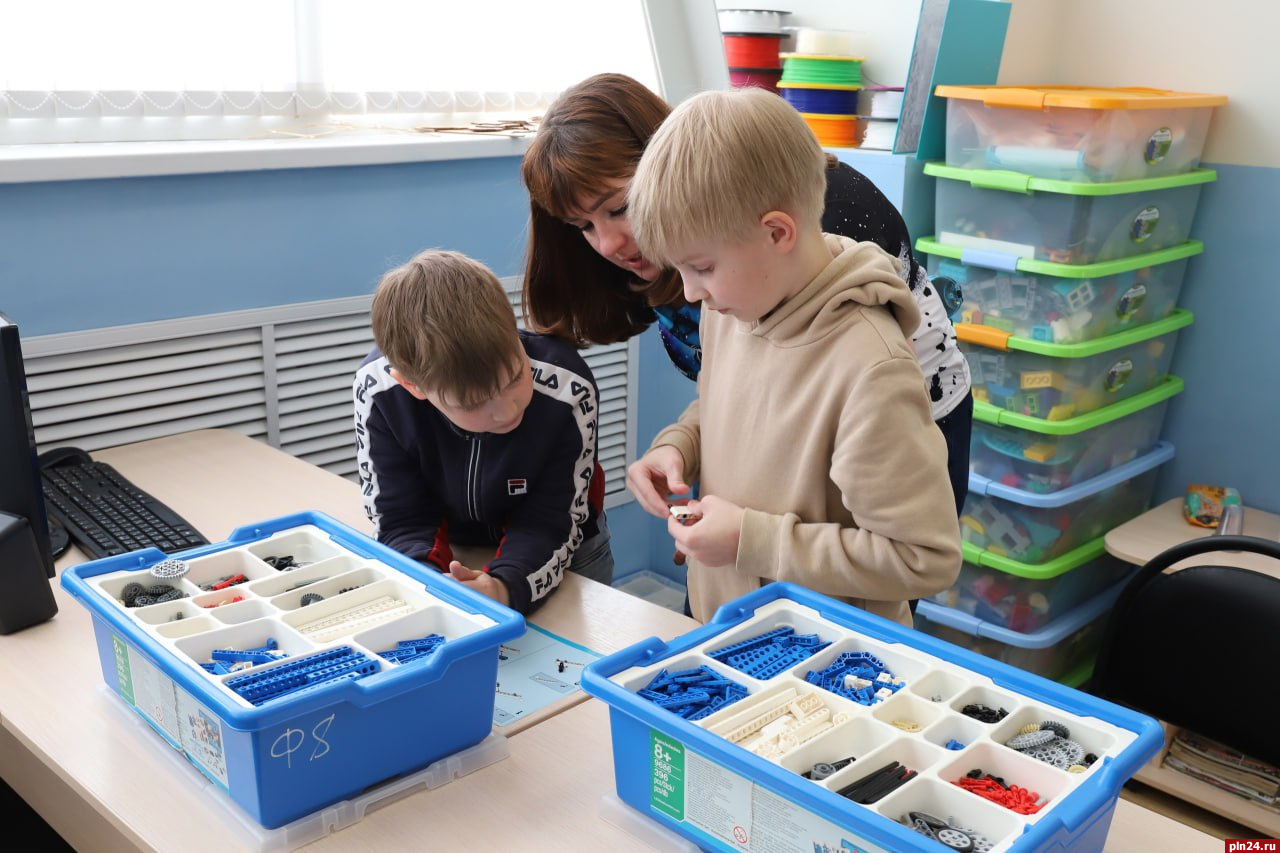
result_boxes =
[629,87,827,264]
[371,249,521,407]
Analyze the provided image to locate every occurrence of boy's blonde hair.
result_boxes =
[371,249,521,407]
[629,87,827,264]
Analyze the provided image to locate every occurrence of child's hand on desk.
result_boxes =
[447,561,510,607]
[667,495,743,568]
[626,445,689,519]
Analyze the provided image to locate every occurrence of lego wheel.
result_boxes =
[937,827,975,851]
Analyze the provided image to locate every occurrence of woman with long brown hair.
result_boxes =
[521,73,972,513]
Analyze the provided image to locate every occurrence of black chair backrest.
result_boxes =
[1092,535,1280,767]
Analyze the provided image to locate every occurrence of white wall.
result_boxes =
[998,0,1279,168]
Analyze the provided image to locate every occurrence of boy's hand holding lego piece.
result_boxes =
[667,495,744,568]
[627,445,690,519]
[447,561,510,608]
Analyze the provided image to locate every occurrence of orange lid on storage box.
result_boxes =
[933,85,1226,111]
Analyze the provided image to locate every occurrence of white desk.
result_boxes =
[0,430,696,851]
[0,431,1228,851]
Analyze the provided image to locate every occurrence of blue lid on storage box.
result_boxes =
[60,512,525,829]
[582,581,1162,852]
[915,577,1129,683]
[961,441,1173,562]
[968,440,1173,508]
[918,576,1123,649]
[930,536,1135,632]
[969,376,1181,493]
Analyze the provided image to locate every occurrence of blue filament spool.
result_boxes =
[780,85,859,115]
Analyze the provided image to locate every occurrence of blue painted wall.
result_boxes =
[1154,162,1277,513]
[0,157,530,336]
[2,153,1273,589]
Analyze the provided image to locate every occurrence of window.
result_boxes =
[0,1,660,144]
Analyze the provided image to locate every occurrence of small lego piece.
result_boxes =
[1064,281,1095,311]
[1006,729,1055,750]
[1039,720,1071,739]
[669,505,700,525]
[959,703,1008,724]
[149,558,189,580]
[1020,370,1065,391]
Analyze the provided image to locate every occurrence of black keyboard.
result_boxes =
[41,460,209,559]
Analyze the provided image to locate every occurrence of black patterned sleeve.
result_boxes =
[820,161,924,292]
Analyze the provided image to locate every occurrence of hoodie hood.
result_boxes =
[752,233,921,346]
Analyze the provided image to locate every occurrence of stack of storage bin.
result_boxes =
[719,8,791,93]
[912,86,1227,686]
[777,30,863,147]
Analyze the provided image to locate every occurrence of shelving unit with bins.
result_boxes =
[913,84,1227,686]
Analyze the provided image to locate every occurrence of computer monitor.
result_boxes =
[0,311,59,633]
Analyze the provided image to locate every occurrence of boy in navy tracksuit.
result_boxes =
[353,249,612,614]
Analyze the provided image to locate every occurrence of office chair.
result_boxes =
[1091,534,1280,768]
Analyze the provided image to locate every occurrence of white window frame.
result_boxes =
[0,0,728,185]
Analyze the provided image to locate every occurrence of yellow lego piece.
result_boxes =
[987,544,1007,557]
[1020,370,1065,391]
[1022,442,1057,462]
[972,387,989,403]
[960,515,985,536]
[1046,403,1076,421]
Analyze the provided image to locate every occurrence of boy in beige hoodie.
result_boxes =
[625,87,962,628]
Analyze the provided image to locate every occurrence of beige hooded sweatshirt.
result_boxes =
[651,234,962,626]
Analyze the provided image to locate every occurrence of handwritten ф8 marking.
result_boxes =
[669,505,701,525]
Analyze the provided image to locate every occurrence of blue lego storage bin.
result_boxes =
[582,582,1162,852]
[915,575,1129,683]
[919,237,1200,345]
[968,376,1182,494]
[960,441,1173,563]
[60,512,525,829]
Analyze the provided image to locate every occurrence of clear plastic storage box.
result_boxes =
[928,162,1215,265]
[927,537,1135,633]
[919,236,1200,344]
[915,578,1128,684]
[936,85,1226,183]
[60,512,525,829]
[960,442,1173,563]
[959,309,1191,421]
[582,582,1162,852]
[968,377,1181,493]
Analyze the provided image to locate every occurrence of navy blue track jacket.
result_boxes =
[353,331,605,614]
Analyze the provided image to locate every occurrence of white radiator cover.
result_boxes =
[24,284,639,506]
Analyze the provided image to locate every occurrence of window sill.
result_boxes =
[0,131,533,184]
